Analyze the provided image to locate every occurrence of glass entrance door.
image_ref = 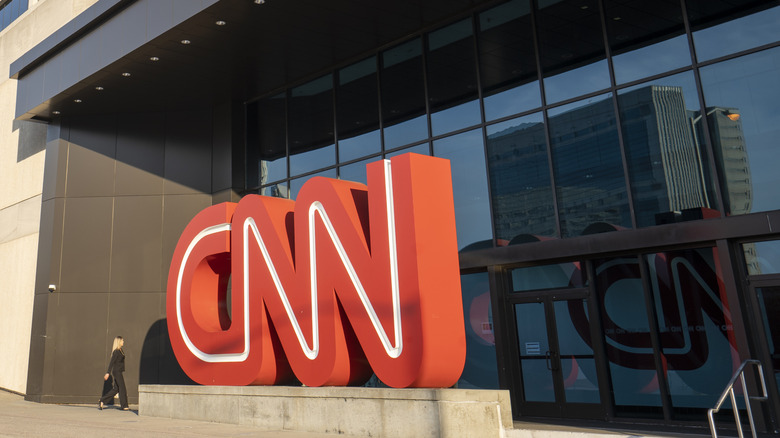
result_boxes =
[509,283,604,418]
[754,285,780,395]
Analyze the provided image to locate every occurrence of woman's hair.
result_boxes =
[111,336,124,352]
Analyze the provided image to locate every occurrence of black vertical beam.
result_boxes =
[585,259,615,420]
[530,0,563,239]
[637,254,674,422]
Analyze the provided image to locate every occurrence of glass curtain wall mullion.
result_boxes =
[376,55,386,158]
[530,0,563,239]
[694,40,780,69]
[612,66,693,95]
[332,71,340,177]
[421,34,434,156]
[473,11,500,249]
[680,0,727,218]
[597,0,638,229]
[584,259,616,419]
[636,253,675,422]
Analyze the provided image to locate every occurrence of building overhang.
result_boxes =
[12,0,493,122]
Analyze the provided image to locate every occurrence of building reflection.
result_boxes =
[488,85,749,242]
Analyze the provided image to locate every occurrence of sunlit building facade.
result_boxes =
[4,0,780,433]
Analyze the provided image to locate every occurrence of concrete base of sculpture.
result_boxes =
[139,385,513,437]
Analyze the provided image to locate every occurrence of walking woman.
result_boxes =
[99,336,129,410]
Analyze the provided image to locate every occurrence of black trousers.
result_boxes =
[100,372,128,408]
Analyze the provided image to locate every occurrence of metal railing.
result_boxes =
[708,359,769,438]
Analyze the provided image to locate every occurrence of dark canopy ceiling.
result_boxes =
[16,0,495,120]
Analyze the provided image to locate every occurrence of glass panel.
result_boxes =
[487,112,556,243]
[699,47,780,215]
[433,129,493,251]
[289,168,338,200]
[339,158,373,185]
[430,100,481,136]
[511,262,584,292]
[548,94,631,237]
[259,182,289,199]
[743,240,780,276]
[604,0,690,85]
[646,248,738,410]
[536,0,610,103]
[618,71,720,227]
[515,302,554,402]
[427,19,481,136]
[478,0,541,120]
[756,286,780,394]
[337,57,381,161]
[385,143,430,159]
[383,116,428,150]
[381,39,428,148]
[458,272,500,389]
[556,299,600,404]
[594,257,663,412]
[288,75,335,176]
[339,130,380,164]
[247,93,287,188]
[689,3,780,62]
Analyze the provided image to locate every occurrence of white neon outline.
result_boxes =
[176,223,250,363]
[598,256,726,355]
[177,159,402,363]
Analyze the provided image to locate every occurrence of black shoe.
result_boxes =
[98,401,103,410]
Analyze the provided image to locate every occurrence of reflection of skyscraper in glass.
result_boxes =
[620,86,709,218]
[487,121,556,242]
[693,107,751,215]
[487,85,748,240]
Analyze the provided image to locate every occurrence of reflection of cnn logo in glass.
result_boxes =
[166,153,466,388]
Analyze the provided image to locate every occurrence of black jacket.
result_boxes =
[106,349,125,375]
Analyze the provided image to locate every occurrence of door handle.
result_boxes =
[545,350,560,371]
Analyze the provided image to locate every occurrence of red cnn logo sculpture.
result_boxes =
[166,153,466,387]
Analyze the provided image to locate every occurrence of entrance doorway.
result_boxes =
[503,263,606,419]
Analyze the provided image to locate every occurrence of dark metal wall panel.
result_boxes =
[160,194,212,291]
[58,196,114,293]
[211,102,235,194]
[110,196,163,293]
[105,292,165,401]
[48,292,110,398]
[163,109,213,195]
[40,138,68,202]
[27,101,232,402]
[114,113,165,196]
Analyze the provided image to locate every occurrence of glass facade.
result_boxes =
[243,0,780,425]
[246,0,780,251]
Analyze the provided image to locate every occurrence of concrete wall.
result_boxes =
[0,0,100,395]
[140,385,514,437]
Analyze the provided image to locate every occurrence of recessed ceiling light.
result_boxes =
[74,99,82,103]
[122,72,131,77]
[216,20,226,26]
[254,0,265,4]
[613,16,622,20]
[52,110,61,115]
[95,86,104,91]
[181,39,191,45]
[580,5,589,9]
[150,56,160,61]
